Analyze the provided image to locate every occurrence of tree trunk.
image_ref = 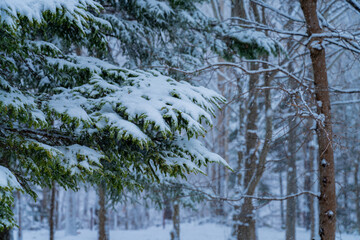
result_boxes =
[232,61,259,240]
[232,0,247,21]
[286,118,297,240]
[304,140,311,230]
[230,1,274,239]
[209,1,228,217]
[355,158,360,234]
[210,164,219,216]
[215,60,229,217]
[55,187,59,230]
[0,228,10,240]
[113,211,118,230]
[98,183,108,240]
[300,1,336,239]
[17,191,22,240]
[232,198,256,240]
[171,202,180,240]
[210,0,235,218]
[83,189,89,228]
[59,190,66,229]
[308,138,316,240]
[342,162,349,232]
[49,181,56,240]
[41,187,49,224]
[124,202,129,230]
[232,61,273,240]
[279,172,285,228]
[163,199,172,229]
[90,207,94,231]
[65,190,77,236]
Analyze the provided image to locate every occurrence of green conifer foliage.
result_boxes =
[98,0,281,69]
[0,0,231,229]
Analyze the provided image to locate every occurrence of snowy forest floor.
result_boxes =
[14,222,360,240]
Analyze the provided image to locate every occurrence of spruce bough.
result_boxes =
[0,0,230,229]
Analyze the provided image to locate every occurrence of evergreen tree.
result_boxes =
[0,0,230,233]
[98,0,280,70]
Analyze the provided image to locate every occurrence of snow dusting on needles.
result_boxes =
[137,0,173,17]
[0,0,101,29]
[0,166,21,190]
[0,0,234,231]
[227,29,277,54]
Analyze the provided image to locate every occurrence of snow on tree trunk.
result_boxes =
[300,1,337,239]
[232,198,257,240]
[215,57,229,217]
[209,0,228,219]
[65,190,77,236]
[230,0,274,237]
[231,60,259,240]
[231,59,273,240]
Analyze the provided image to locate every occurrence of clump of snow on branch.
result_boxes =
[0,0,102,30]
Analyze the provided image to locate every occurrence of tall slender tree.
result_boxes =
[300,0,336,239]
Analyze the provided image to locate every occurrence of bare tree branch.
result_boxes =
[249,0,305,23]
[345,0,360,13]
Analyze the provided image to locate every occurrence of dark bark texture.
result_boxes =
[171,202,180,240]
[0,228,10,240]
[98,183,108,240]
[300,1,337,239]
[286,118,297,240]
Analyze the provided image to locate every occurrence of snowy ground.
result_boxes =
[15,223,360,240]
